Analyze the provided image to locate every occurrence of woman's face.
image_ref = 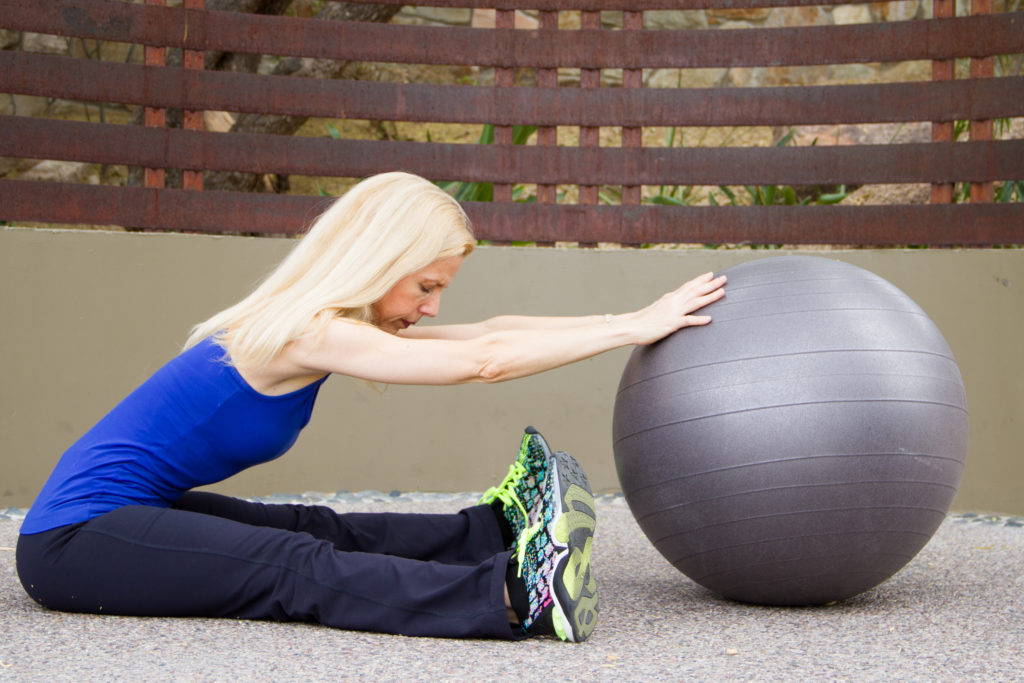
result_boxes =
[372,256,464,334]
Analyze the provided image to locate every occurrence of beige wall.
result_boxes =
[2,227,1021,514]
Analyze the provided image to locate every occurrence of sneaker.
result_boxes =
[513,448,599,642]
[479,426,552,551]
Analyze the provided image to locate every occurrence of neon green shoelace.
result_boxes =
[479,462,542,576]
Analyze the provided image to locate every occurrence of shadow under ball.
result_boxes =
[612,256,968,606]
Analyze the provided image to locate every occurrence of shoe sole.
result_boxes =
[545,449,599,642]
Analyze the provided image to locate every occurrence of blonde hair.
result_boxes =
[186,172,475,367]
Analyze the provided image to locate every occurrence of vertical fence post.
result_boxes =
[930,0,955,204]
[535,9,558,245]
[620,10,642,210]
[492,8,515,207]
[620,9,643,246]
[969,0,994,203]
[578,9,601,248]
[183,0,205,191]
[143,0,167,190]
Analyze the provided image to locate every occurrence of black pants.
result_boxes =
[16,492,515,639]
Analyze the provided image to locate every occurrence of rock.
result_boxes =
[645,67,728,89]
[880,60,932,83]
[0,157,40,178]
[644,10,709,30]
[708,7,771,24]
[204,111,236,134]
[842,183,931,205]
[764,65,832,87]
[18,32,68,54]
[870,0,921,22]
[765,6,831,28]
[830,64,881,83]
[20,160,98,184]
[832,5,873,25]
[396,6,472,27]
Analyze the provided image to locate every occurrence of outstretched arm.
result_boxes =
[396,313,618,341]
[282,272,726,386]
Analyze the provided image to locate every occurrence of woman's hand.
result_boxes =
[628,272,727,345]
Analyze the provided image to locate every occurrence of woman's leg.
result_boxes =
[16,505,516,639]
[173,491,504,565]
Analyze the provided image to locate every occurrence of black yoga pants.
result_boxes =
[16,491,515,639]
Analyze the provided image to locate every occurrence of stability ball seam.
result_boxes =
[620,451,967,500]
[614,398,968,445]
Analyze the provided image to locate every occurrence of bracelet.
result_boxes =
[604,313,614,324]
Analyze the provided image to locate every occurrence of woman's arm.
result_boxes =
[283,272,726,386]
[396,313,614,341]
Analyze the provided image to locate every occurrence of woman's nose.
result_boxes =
[420,293,441,317]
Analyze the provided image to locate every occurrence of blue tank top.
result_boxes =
[21,337,328,534]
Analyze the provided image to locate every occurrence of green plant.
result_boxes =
[707,130,850,207]
[646,126,701,207]
[996,180,1024,203]
[436,124,538,202]
[949,118,1021,204]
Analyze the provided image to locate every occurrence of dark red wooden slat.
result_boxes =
[2,180,1021,245]
[5,117,1023,187]
[317,0,911,9]
[2,0,1020,68]
[4,52,1023,128]
[0,179,327,234]
[6,0,1016,16]
[468,202,1024,246]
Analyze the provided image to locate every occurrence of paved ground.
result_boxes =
[1,494,1022,682]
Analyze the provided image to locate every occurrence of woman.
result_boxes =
[16,172,726,643]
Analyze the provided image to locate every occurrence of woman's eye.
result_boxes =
[420,285,432,295]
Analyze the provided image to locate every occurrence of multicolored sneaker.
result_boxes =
[479,427,551,551]
[513,448,599,642]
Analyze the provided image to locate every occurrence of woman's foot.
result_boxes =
[507,448,599,642]
[480,426,552,551]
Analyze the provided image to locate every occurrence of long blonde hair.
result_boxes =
[186,172,475,367]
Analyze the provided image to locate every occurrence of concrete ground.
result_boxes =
[1,494,1021,682]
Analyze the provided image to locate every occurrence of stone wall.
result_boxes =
[396,0,1019,88]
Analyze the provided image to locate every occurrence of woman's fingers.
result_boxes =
[694,273,727,295]
[684,314,713,326]
[687,281,727,312]
[673,274,726,314]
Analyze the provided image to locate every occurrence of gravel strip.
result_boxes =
[2,494,1021,681]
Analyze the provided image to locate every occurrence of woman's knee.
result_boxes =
[16,523,86,610]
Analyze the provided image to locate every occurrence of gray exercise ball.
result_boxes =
[613,256,968,606]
